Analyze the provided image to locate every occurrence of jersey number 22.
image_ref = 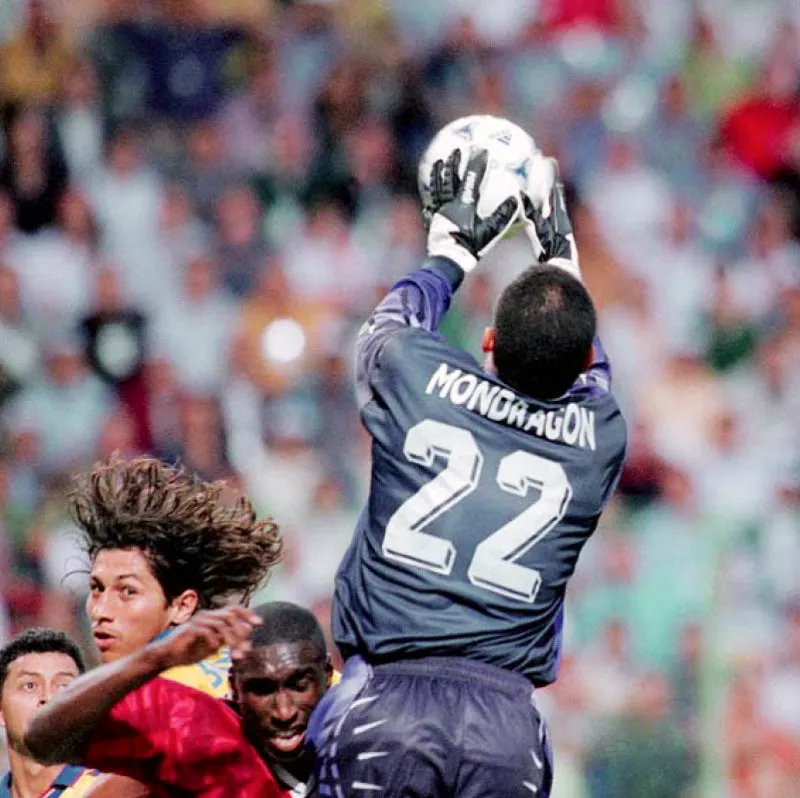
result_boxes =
[383,419,573,603]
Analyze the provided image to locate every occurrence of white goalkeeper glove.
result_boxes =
[426,148,522,273]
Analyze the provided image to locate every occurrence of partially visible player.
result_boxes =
[231,602,333,796]
[0,628,98,798]
[24,603,335,797]
[69,454,282,796]
[308,148,627,797]
[72,454,282,694]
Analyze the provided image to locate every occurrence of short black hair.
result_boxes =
[249,602,327,660]
[494,265,596,400]
[0,628,85,695]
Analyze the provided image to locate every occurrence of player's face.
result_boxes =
[0,652,79,754]
[232,641,330,762]
[87,548,176,663]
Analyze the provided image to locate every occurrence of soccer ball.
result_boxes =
[417,115,553,238]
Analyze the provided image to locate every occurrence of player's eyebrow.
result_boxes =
[14,670,43,680]
[113,574,144,582]
[15,669,76,680]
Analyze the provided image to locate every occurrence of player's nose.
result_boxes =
[272,690,298,722]
[87,591,114,622]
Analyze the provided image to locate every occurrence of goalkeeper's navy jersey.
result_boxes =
[332,259,627,687]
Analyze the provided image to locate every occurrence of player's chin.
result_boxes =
[265,731,306,759]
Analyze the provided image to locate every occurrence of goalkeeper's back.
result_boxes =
[331,260,626,687]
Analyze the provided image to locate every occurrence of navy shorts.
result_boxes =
[307,655,553,798]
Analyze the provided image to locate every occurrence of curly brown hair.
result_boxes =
[69,455,282,608]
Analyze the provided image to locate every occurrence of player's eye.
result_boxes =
[89,582,102,594]
[245,679,278,696]
[120,586,137,597]
[21,681,36,691]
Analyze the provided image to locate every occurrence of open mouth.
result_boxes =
[268,731,305,754]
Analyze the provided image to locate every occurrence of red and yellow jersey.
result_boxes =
[160,646,233,700]
[82,677,285,798]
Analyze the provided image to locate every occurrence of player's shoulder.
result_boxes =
[378,326,480,387]
[61,768,101,797]
[36,765,98,797]
[159,646,232,699]
[147,675,241,731]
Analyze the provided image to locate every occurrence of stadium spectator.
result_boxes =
[84,129,164,308]
[213,184,269,298]
[7,188,96,328]
[173,394,233,482]
[279,197,372,312]
[150,255,236,394]
[234,258,334,398]
[583,673,698,798]
[56,60,104,185]
[180,120,240,223]
[0,106,68,234]
[717,57,800,179]
[3,334,114,478]
[218,52,282,176]
[681,13,753,124]
[0,0,74,109]
[0,265,36,402]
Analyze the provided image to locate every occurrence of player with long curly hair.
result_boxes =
[72,455,281,684]
[67,455,282,798]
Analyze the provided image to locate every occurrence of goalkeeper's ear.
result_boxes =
[481,326,495,355]
[481,326,497,375]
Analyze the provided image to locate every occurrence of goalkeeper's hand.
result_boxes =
[427,148,521,273]
[523,157,581,280]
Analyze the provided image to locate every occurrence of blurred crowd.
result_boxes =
[0,0,799,795]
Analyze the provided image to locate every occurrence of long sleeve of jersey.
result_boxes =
[82,678,284,798]
[355,257,462,409]
[569,336,613,399]
[355,256,613,407]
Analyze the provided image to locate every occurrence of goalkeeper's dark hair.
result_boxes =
[248,602,327,661]
[494,264,596,400]
[69,455,282,609]
[0,628,84,695]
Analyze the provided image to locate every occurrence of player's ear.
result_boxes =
[582,343,594,372]
[481,326,495,353]
[230,669,242,707]
[324,654,334,688]
[168,589,199,626]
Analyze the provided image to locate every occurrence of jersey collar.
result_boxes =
[49,765,87,790]
[0,765,87,798]
[269,761,307,795]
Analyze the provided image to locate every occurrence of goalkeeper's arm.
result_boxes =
[355,147,520,409]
